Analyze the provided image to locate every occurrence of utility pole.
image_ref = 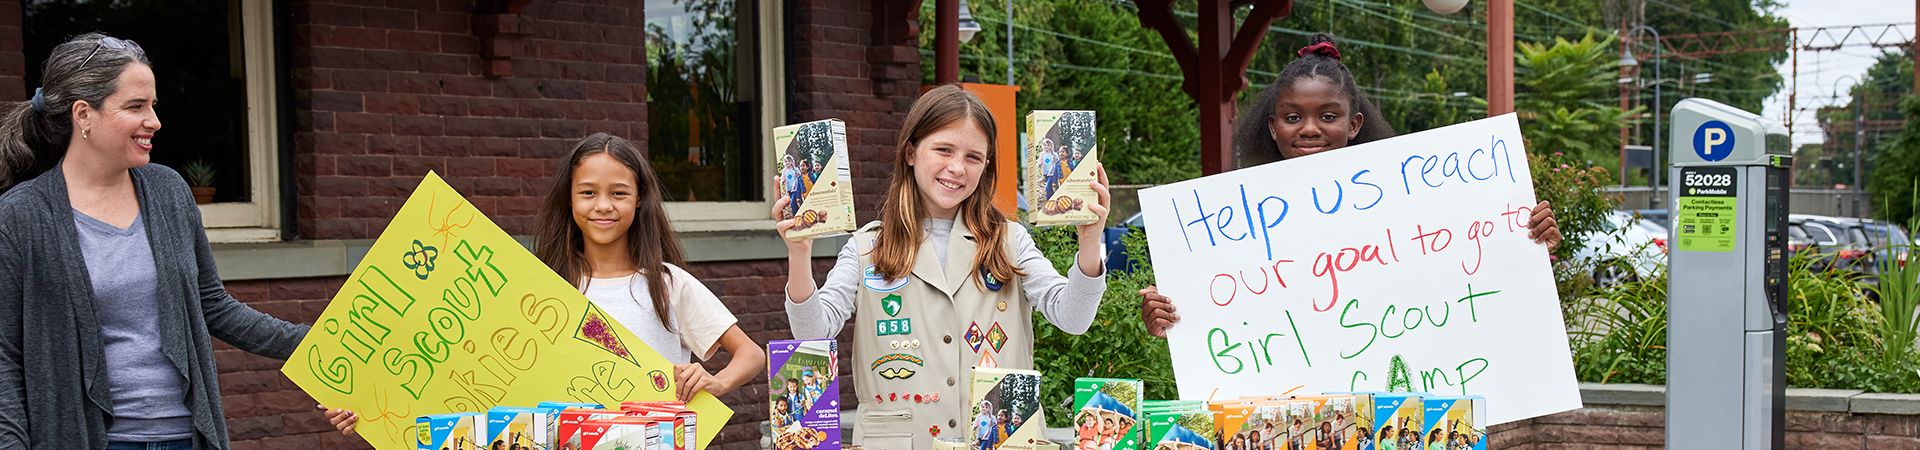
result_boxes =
[1854,90,1865,218]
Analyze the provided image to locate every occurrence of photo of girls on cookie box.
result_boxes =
[775,119,856,240]
[1072,378,1143,450]
[770,339,841,450]
[1026,110,1098,227]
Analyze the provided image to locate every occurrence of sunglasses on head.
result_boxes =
[77,37,144,71]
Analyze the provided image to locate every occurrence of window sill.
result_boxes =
[209,230,844,281]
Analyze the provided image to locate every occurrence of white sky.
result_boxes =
[1758,0,1915,147]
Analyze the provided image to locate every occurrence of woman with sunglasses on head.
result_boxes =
[0,33,319,450]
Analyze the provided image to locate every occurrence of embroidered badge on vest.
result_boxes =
[977,350,998,368]
[878,367,916,379]
[882,294,903,317]
[870,353,925,369]
[965,322,986,352]
[876,318,911,336]
[863,265,908,292]
[980,266,1004,291]
[986,323,1009,353]
[996,300,1008,312]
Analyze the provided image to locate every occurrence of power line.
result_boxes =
[1644,0,1746,30]
[1169,9,1489,65]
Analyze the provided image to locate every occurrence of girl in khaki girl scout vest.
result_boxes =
[773,86,1111,450]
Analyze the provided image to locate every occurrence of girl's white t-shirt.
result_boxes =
[581,263,737,365]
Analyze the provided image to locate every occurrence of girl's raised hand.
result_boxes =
[674,363,722,402]
[1071,163,1112,277]
[1074,162,1113,240]
[318,404,357,435]
[771,192,811,255]
[1139,285,1180,338]
[1527,200,1563,249]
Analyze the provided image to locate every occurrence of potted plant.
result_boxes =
[184,160,216,204]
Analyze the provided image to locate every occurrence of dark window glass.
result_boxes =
[645,0,762,202]
[26,0,250,202]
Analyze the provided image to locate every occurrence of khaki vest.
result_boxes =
[849,220,1033,450]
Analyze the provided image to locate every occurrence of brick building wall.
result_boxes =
[0,0,20,103]
[290,0,647,240]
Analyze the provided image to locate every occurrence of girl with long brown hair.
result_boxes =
[776,85,1111,450]
[534,132,765,401]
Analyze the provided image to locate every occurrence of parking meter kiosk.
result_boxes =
[1666,98,1791,450]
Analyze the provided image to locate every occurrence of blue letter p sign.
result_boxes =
[1693,121,1735,162]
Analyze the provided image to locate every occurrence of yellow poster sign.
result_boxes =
[281,172,732,450]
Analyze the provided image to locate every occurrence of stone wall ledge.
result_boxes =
[1580,382,1920,414]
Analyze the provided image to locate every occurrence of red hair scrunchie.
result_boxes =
[1297,42,1341,60]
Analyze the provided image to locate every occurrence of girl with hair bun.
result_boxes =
[1137,33,1566,338]
[0,32,319,449]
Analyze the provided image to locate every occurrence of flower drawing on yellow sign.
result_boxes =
[281,172,732,450]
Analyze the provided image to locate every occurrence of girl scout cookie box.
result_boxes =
[487,406,560,450]
[1146,409,1216,450]
[1363,393,1424,450]
[1026,110,1099,227]
[581,416,670,450]
[971,367,1045,450]
[417,412,483,450]
[622,402,699,450]
[543,401,607,410]
[560,409,633,450]
[1420,396,1486,450]
[1072,378,1143,450]
[769,339,841,450]
[1286,395,1361,450]
[775,119,856,240]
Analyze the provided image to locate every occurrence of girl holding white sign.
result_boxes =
[1138,34,1564,337]
[775,85,1110,450]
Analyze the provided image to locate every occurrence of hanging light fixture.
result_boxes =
[957,0,983,43]
[1422,0,1468,14]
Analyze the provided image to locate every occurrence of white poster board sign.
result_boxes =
[1140,114,1581,424]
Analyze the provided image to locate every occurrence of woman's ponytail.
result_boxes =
[0,98,46,192]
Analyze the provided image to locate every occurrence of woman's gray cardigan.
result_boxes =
[0,163,311,450]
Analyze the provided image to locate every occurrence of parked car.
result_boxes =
[1632,209,1669,230]
[1105,212,1149,274]
[1791,214,1877,273]
[1572,210,1669,285]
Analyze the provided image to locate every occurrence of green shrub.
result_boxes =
[1567,250,1920,392]
[1530,149,1622,302]
[1029,225,1176,427]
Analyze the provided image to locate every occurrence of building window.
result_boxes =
[25,0,282,242]
[648,0,785,231]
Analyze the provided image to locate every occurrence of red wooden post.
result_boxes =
[1136,0,1291,176]
[935,0,960,85]
[1487,0,1515,116]
[1197,0,1232,175]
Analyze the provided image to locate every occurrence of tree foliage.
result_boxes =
[1516,34,1642,167]
[921,1,1202,185]
[1871,95,1920,224]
